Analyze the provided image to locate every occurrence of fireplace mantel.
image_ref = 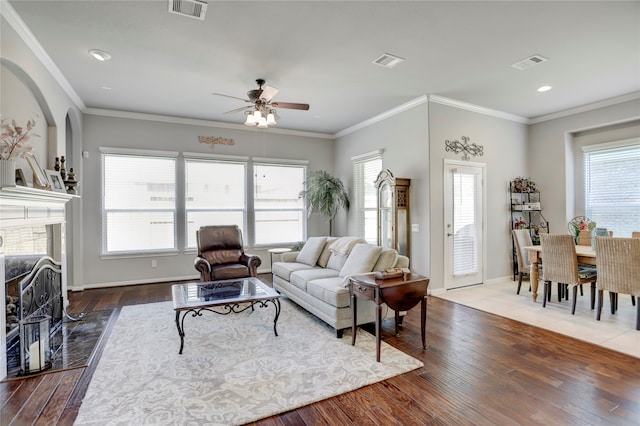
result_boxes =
[1,185,77,379]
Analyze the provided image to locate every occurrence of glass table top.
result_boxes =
[172,277,279,310]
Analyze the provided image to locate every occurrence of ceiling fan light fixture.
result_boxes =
[244,114,257,126]
[253,110,262,121]
[257,117,268,128]
[266,112,277,126]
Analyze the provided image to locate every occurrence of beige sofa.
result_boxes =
[272,236,409,337]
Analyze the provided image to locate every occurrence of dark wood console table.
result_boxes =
[349,272,430,362]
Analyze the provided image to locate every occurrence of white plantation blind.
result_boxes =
[352,151,383,243]
[184,157,247,248]
[451,171,478,276]
[101,149,177,254]
[253,162,306,245]
[583,140,640,237]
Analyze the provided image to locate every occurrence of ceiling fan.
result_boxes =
[212,79,310,128]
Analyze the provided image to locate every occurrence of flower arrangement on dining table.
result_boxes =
[569,216,596,243]
[1,116,38,160]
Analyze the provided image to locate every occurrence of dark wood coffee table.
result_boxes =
[349,272,430,361]
[172,277,281,354]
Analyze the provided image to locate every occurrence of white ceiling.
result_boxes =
[6,1,640,135]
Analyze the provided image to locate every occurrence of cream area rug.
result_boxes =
[74,298,423,425]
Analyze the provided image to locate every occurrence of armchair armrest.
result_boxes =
[194,256,212,282]
[240,253,262,277]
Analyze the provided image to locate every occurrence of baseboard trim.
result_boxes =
[70,275,200,291]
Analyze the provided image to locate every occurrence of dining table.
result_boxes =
[522,244,596,302]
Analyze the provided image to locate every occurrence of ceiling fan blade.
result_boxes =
[224,106,253,115]
[271,102,310,111]
[212,93,251,103]
[260,85,279,102]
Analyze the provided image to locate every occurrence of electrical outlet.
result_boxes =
[411,224,419,232]
[151,259,157,268]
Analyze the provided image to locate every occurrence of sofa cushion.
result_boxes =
[329,236,366,256]
[296,237,327,266]
[290,268,340,292]
[326,252,348,272]
[372,249,398,271]
[272,261,316,282]
[339,243,383,278]
[307,277,351,308]
[317,237,338,267]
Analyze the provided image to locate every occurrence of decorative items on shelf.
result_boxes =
[1,115,39,187]
[509,178,549,280]
[55,156,79,194]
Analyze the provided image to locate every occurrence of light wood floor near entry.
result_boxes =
[2,274,639,425]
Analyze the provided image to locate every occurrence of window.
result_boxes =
[253,161,306,245]
[583,140,640,237]
[352,150,383,243]
[184,156,247,249]
[101,149,177,254]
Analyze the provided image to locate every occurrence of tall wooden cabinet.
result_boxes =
[375,169,411,259]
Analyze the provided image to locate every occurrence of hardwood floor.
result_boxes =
[2,274,639,425]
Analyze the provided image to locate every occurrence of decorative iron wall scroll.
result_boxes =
[444,136,483,161]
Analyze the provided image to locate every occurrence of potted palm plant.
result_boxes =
[299,170,350,236]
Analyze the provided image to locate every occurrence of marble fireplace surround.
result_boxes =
[1,186,75,379]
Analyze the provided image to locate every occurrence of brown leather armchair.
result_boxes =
[194,225,262,281]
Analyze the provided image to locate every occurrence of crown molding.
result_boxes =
[334,95,428,138]
[427,94,529,124]
[1,2,86,111]
[84,108,334,139]
[528,92,640,124]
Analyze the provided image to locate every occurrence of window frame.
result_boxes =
[183,152,249,251]
[352,150,383,244]
[100,147,179,257]
[252,157,308,247]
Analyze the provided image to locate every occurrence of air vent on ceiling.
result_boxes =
[373,53,405,69]
[511,54,549,70]
[168,0,207,20]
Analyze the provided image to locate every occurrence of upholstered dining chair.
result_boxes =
[594,236,640,330]
[512,229,533,294]
[194,225,262,281]
[540,234,597,314]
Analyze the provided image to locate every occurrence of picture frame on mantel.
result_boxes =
[15,169,27,186]
[45,169,66,193]
[25,153,50,190]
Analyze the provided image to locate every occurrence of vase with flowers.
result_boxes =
[568,216,596,244]
[0,116,39,187]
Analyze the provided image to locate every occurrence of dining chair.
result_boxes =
[512,229,533,294]
[540,234,597,314]
[594,236,640,330]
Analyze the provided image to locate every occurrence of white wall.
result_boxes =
[528,99,640,234]
[428,102,528,290]
[334,102,430,278]
[81,113,334,288]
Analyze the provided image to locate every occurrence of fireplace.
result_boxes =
[1,186,74,379]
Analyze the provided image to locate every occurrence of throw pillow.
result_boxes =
[373,249,398,271]
[339,243,383,278]
[295,237,327,266]
[317,237,338,267]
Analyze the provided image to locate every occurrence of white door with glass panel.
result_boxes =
[444,161,485,289]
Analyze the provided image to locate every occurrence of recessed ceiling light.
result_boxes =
[88,49,111,61]
[537,85,552,92]
[101,86,112,91]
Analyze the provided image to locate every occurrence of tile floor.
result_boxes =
[434,276,639,359]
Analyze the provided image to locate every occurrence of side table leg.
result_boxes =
[421,295,428,349]
[394,310,400,336]
[351,293,357,346]
[376,303,382,362]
